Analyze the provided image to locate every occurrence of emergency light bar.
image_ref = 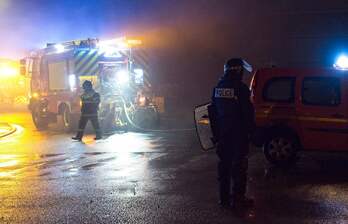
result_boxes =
[44,37,141,55]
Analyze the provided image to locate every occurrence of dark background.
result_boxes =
[1,0,348,115]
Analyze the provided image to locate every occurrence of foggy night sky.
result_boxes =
[1,0,348,106]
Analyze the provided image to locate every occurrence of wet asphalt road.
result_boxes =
[1,112,348,223]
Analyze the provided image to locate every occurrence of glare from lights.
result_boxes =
[55,44,65,53]
[334,54,348,70]
[0,63,17,77]
[127,39,142,46]
[69,74,77,91]
[138,96,146,106]
[116,70,129,85]
[97,37,130,53]
[32,92,39,98]
[97,40,122,58]
[134,69,144,84]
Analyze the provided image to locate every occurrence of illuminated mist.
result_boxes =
[1,0,348,119]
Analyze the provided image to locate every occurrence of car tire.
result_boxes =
[263,130,299,166]
[32,107,48,131]
[62,107,78,132]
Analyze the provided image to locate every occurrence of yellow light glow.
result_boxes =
[139,96,146,105]
[98,37,142,50]
[127,39,142,46]
[32,92,39,98]
[0,62,18,77]
[0,160,19,168]
[198,119,210,125]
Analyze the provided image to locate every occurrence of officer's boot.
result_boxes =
[218,177,231,208]
[232,195,254,209]
[94,135,102,140]
[219,192,231,208]
[72,131,83,141]
[94,130,102,140]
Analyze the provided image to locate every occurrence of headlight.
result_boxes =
[32,92,39,99]
[116,70,129,85]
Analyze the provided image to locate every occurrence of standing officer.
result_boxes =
[72,80,102,141]
[211,58,255,210]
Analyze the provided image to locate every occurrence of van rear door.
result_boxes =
[296,72,348,151]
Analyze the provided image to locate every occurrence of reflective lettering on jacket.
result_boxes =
[81,92,100,104]
[214,88,237,99]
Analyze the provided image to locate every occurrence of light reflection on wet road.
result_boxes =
[1,112,348,223]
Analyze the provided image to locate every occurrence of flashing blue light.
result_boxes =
[334,55,348,70]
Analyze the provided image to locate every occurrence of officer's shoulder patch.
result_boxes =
[214,88,236,99]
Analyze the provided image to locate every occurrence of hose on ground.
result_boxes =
[119,96,195,133]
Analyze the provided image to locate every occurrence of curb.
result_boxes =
[0,123,17,138]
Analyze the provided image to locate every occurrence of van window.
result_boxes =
[263,77,295,103]
[302,77,341,106]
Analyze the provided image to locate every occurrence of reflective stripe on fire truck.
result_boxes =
[74,50,102,76]
[132,48,151,89]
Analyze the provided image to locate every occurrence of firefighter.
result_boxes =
[72,80,102,141]
[211,58,255,211]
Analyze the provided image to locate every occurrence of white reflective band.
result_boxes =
[214,88,236,99]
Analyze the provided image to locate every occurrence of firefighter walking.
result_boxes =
[211,58,255,212]
[72,80,102,141]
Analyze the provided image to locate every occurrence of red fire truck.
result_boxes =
[20,37,162,131]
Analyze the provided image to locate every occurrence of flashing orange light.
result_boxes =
[98,37,142,49]
[127,39,142,46]
[32,92,39,99]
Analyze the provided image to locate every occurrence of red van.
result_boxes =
[251,68,348,165]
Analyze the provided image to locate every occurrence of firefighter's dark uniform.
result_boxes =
[73,83,102,140]
[211,59,255,208]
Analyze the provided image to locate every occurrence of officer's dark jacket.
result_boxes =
[211,75,255,139]
[80,90,100,115]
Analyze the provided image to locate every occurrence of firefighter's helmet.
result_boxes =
[82,80,93,90]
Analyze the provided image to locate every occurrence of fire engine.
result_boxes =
[20,37,162,131]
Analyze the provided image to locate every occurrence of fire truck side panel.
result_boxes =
[41,51,77,115]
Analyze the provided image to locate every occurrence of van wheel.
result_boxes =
[263,132,299,166]
[32,107,48,130]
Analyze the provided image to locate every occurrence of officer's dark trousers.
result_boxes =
[75,114,102,139]
[217,137,249,204]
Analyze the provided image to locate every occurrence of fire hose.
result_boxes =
[119,96,195,133]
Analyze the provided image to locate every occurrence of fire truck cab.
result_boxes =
[20,37,161,131]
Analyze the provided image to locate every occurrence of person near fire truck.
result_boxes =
[72,80,102,141]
